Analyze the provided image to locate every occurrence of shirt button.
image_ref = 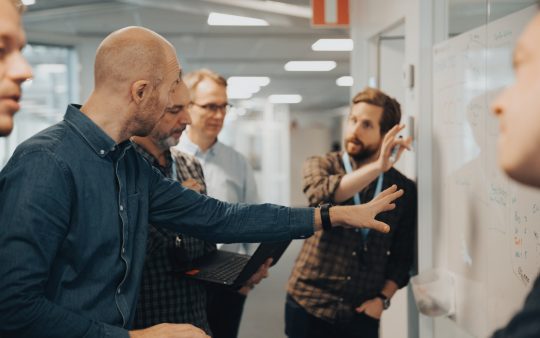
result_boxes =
[117,288,121,294]
[122,247,125,254]
[339,298,344,302]
[386,250,391,256]
[119,205,124,211]
[99,149,105,155]
[352,251,357,256]
[347,276,351,280]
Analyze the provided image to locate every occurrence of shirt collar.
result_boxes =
[179,133,220,157]
[131,141,172,176]
[64,104,130,158]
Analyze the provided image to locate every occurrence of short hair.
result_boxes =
[351,87,401,135]
[183,68,227,96]
[8,0,26,13]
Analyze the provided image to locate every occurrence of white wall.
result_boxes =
[350,0,435,337]
[288,111,335,207]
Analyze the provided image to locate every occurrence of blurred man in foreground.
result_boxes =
[0,0,33,137]
[491,4,540,337]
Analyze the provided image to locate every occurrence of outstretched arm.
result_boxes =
[313,184,404,233]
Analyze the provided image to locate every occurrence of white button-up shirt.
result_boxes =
[177,134,259,254]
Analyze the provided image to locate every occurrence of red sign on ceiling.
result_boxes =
[311,0,350,27]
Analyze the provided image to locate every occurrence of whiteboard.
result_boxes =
[432,6,540,338]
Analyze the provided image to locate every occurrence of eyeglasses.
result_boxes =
[191,102,232,114]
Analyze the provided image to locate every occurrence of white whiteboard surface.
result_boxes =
[432,6,540,338]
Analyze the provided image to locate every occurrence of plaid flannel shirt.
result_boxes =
[132,143,216,333]
[287,151,417,323]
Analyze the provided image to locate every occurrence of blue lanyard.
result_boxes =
[342,152,384,239]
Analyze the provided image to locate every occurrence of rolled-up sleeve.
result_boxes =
[302,155,345,206]
[0,150,128,338]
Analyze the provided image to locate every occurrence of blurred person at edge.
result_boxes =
[0,0,33,137]
[491,3,540,337]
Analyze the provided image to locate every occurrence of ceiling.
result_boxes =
[23,0,352,112]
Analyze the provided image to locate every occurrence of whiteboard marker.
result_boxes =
[389,145,400,162]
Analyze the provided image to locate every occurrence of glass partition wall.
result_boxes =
[0,44,78,167]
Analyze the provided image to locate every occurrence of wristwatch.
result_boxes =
[319,203,333,231]
[376,293,391,310]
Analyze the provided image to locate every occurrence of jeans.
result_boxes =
[285,294,379,338]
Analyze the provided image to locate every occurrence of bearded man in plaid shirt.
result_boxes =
[131,81,270,335]
[286,87,417,338]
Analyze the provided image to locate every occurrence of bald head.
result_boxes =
[94,26,175,92]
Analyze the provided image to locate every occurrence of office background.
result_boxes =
[1,1,538,337]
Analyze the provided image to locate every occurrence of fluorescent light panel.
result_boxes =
[208,12,269,26]
[336,76,353,87]
[285,61,336,72]
[268,94,302,104]
[227,76,271,87]
[227,89,253,100]
[22,0,35,5]
[312,39,353,51]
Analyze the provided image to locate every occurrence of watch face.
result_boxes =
[378,295,390,309]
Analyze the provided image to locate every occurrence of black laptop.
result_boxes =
[184,240,291,288]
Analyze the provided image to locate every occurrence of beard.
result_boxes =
[157,136,179,149]
[345,138,380,163]
[131,91,164,137]
[154,126,186,150]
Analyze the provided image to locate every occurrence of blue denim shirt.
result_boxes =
[0,104,314,338]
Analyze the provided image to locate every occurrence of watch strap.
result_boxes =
[376,293,390,309]
[320,203,332,231]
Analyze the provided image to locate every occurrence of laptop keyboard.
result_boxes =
[196,255,249,283]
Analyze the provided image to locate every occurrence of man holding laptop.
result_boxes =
[131,80,272,334]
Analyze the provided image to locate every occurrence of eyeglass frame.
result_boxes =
[190,102,233,114]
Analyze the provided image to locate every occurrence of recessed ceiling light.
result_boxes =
[22,0,35,5]
[336,76,353,87]
[312,39,353,51]
[227,76,271,87]
[268,94,302,104]
[284,61,336,72]
[208,12,269,26]
[227,87,254,100]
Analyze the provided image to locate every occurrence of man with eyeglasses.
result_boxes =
[131,80,271,335]
[0,0,33,137]
[177,69,260,338]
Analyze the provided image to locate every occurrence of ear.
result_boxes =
[131,80,151,104]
